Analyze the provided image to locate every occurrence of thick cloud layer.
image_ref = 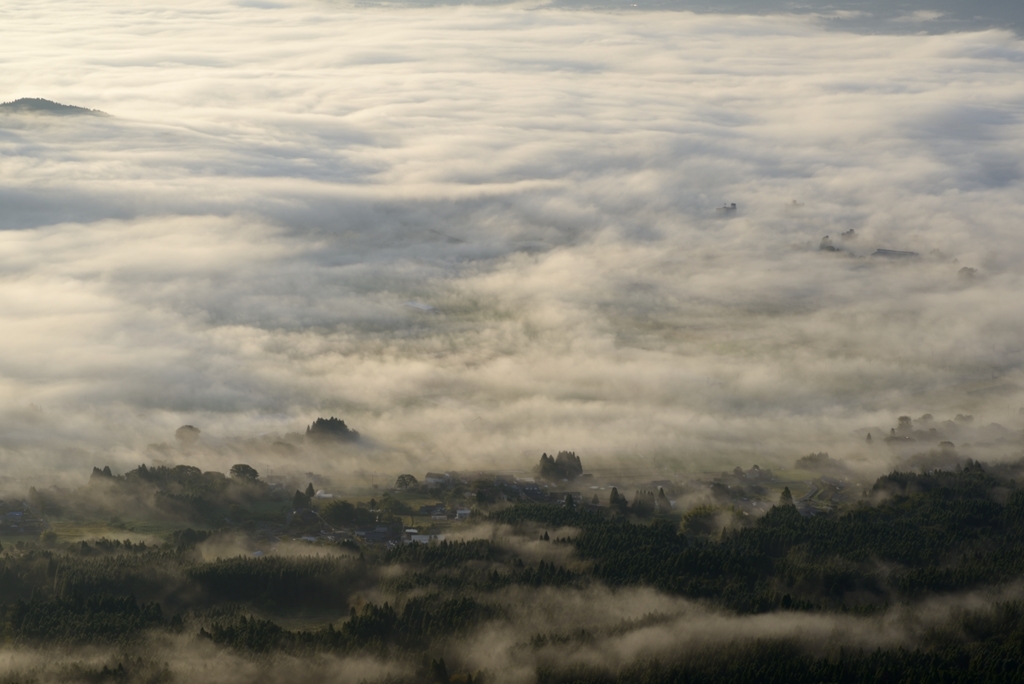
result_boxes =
[1,0,1023,477]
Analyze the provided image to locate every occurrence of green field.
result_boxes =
[47,519,197,543]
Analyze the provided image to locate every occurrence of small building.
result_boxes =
[287,508,320,526]
[425,472,450,485]
[521,485,548,503]
[409,534,446,545]
[355,526,398,544]
[455,508,471,520]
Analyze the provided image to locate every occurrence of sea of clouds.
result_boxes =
[0,0,1022,479]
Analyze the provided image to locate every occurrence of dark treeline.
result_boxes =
[0,544,372,615]
[4,463,1024,682]
[537,623,1024,684]
[202,595,494,656]
[27,463,280,529]
[184,555,372,610]
[492,460,1024,612]
[4,594,166,647]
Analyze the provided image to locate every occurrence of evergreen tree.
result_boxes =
[657,487,671,513]
[779,486,794,505]
[431,658,450,684]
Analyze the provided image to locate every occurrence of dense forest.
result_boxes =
[3,460,1024,682]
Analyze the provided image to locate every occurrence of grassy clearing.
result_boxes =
[0,534,41,546]
[46,521,123,542]
[245,499,288,522]
[48,519,188,543]
[772,469,819,482]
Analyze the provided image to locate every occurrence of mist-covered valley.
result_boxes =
[4,441,1024,683]
[2,0,1024,680]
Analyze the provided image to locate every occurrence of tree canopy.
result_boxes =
[396,474,419,489]
[305,417,359,442]
[229,464,259,481]
[537,451,583,481]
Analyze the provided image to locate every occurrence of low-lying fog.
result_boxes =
[1,0,1023,480]
[3,581,1021,684]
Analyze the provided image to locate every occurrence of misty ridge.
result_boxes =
[2,0,1024,681]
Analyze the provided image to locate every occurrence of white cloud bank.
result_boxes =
[1,0,1023,478]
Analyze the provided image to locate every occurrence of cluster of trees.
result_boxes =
[320,499,379,527]
[492,462,1024,612]
[185,555,370,609]
[537,451,583,481]
[291,481,316,509]
[0,533,370,613]
[629,488,672,515]
[536,625,1024,684]
[0,655,172,684]
[384,539,498,569]
[69,462,282,528]
[305,417,359,442]
[602,486,670,517]
[5,594,167,647]
[793,452,850,476]
[202,595,493,656]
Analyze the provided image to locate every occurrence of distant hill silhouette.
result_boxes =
[0,98,106,116]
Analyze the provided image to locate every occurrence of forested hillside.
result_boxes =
[2,462,1024,682]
